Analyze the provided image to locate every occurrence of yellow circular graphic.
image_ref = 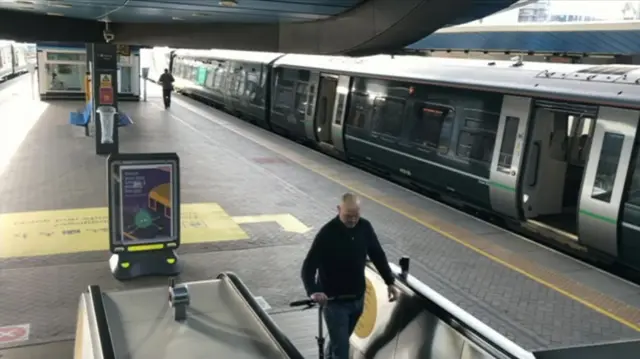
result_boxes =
[354,277,377,339]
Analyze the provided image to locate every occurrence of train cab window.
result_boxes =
[591,132,624,203]
[346,93,370,130]
[497,116,520,171]
[371,97,405,138]
[408,102,454,153]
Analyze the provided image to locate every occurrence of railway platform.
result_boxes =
[1,77,640,357]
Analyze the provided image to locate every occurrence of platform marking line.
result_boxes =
[0,203,249,258]
[169,96,640,331]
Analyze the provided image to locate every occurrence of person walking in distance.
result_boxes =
[301,192,398,359]
[158,68,175,109]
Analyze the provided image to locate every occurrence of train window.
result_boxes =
[294,82,308,114]
[456,131,495,163]
[335,94,346,125]
[591,132,624,203]
[371,97,405,138]
[626,150,640,207]
[455,109,498,164]
[205,65,216,88]
[497,116,520,171]
[548,112,569,162]
[408,102,453,153]
[191,66,198,82]
[306,85,316,116]
[569,117,594,166]
[346,93,370,129]
[213,67,225,89]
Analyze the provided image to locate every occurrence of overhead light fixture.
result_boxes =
[219,0,238,7]
[15,0,35,6]
[46,12,64,16]
[192,12,211,17]
[172,16,184,20]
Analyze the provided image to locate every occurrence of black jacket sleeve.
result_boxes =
[301,226,326,296]
[366,222,395,286]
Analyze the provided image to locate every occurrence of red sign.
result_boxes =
[99,87,114,105]
[0,324,29,344]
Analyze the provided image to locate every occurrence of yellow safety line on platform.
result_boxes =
[0,203,250,258]
[166,98,640,332]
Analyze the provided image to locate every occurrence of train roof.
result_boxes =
[174,49,283,64]
[274,54,640,109]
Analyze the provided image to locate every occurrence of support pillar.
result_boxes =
[88,43,119,156]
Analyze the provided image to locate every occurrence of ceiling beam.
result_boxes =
[0,0,517,56]
[0,10,103,44]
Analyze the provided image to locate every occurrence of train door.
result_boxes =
[520,100,598,240]
[303,72,319,141]
[578,107,639,256]
[489,96,531,219]
[314,74,339,144]
[326,75,350,153]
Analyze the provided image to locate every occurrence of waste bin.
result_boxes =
[96,106,117,144]
[141,67,150,80]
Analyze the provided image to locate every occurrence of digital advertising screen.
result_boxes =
[107,154,180,250]
[117,163,174,244]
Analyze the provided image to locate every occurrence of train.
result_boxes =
[148,48,640,274]
[0,41,30,82]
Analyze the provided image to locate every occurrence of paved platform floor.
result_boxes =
[1,78,640,357]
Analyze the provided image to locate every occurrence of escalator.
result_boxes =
[74,261,640,359]
[351,260,640,359]
[73,273,304,359]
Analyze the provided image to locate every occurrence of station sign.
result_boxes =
[107,153,181,253]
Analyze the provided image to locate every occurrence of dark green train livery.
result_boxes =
[154,49,640,273]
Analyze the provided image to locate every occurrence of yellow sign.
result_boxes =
[0,203,311,258]
[354,277,377,339]
[99,74,112,89]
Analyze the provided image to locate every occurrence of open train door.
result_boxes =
[577,107,639,257]
[312,73,350,156]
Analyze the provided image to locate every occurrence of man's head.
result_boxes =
[164,68,169,73]
[338,192,360,228]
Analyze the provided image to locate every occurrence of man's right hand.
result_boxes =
[310,292,328,305]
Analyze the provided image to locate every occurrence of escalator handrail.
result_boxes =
[87,285,117,359]
[385,262,536,359]
[217,272,305,359]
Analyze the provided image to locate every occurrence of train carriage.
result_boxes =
[170,49,640,272]
[172,49,283,128]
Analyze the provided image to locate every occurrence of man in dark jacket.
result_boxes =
[301,192,398,359]
[158,69,175,109]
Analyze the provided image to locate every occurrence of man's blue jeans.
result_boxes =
[323,297,364,359]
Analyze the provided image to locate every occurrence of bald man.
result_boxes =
[301,192,397,359]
